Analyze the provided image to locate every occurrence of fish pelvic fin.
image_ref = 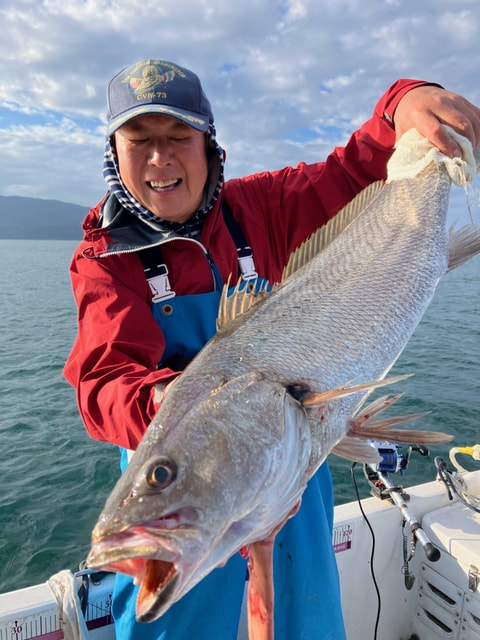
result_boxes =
[332,438,382,464]
[282,180,385,281]
[447,222,480,272]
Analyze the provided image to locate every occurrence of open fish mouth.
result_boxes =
[87,510,200,621]
[106,556,179,622]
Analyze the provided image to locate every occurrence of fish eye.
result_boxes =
[146,459,177,490]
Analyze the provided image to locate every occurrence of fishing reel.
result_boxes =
[370,441,410,474]
[367,441,429,474]
[364,441,429,500]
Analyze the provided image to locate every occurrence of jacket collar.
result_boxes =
[83,188,224,258]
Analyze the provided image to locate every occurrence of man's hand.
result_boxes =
[394,84,480,157]
[153,376,179,408]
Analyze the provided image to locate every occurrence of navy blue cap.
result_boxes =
[106,59,213,135]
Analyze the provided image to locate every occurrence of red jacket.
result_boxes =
[64,79,425,449]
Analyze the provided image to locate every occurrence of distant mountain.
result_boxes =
[0,195,89,240]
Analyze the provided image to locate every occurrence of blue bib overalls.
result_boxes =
[112,208,346,640]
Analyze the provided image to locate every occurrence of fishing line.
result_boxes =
[351,462,381,640]
[461,181,480,225]
[435,455,480,513]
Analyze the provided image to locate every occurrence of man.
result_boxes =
[64,59,480,639]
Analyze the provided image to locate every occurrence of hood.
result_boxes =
[86,124,225,257]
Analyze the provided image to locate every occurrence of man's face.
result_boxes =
[114,114,209,223]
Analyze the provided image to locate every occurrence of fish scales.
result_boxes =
[186,165,452,466]
[213,169,450,384]
[87,128,480,625]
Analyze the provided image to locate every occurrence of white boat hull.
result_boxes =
[1,471,479,640]
[335,470,480,639]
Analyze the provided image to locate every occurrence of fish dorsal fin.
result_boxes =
[217,277,276,331]
[282,180,385,281]
[217,180,384,331]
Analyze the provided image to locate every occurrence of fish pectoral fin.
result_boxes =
[332,437,382,463]
[301,374,412,408]
[347,394,453,445]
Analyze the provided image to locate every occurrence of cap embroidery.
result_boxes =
[124,63,176,103]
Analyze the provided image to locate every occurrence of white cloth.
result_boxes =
[387,125,480,187]
[47,570,89,640]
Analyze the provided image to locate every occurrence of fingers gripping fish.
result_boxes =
[87,127,480,638]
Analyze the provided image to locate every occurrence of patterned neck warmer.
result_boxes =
[102,123,224,239]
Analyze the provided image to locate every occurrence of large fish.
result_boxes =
[87,128,480,631]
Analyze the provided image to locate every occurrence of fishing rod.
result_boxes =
[351,442,442,640]
[364,442,441,564]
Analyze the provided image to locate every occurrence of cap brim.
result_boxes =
[108,104,210,135]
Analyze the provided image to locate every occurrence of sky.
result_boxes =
[1,0,480,223]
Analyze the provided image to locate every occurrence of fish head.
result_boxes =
[87,370,311,622]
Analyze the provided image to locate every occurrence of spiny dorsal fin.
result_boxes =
[282,180,385,281]
[216,277,277,331]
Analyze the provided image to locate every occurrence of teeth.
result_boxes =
[150,179,178,189]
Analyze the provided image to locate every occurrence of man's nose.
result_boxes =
[148,140,172,164]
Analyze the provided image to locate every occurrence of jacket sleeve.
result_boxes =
[224,78,432,273]
[63,245,177,449]
[316,78,433,195]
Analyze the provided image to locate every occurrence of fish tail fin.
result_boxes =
[447,223,480,272]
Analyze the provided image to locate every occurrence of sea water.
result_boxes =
[0,239,478,594]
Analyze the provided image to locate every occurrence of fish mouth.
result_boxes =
[87,509,199,621]
[107,556,179,623]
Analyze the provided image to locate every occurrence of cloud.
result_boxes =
[0,0,479,221]
[0,119,104,204]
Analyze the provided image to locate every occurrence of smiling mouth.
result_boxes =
[149,178,181,191]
